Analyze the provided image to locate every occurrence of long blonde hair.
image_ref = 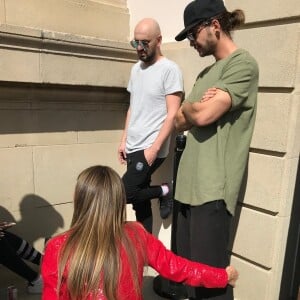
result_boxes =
[58,165,142,300]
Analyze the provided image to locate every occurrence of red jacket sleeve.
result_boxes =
[41,237,62,300]
[144,229,228,288]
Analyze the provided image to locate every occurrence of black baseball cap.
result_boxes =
[175,0,226,41]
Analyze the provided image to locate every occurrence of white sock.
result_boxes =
[161,184,169,196]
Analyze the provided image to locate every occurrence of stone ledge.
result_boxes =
[0,24,135,86]
[0,24,136,62]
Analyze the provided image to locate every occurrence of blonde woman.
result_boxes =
[41,165,238,300]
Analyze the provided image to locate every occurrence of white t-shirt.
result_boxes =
[126,57,183,158]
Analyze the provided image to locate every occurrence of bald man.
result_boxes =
[118,18,183,232]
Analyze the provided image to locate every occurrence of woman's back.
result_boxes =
[42,222,147,300]
[42,221,230,300]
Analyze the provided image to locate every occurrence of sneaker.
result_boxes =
[27,275,43,294]
[159,183,173,219]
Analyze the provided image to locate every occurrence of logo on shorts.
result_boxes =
[136,162,144,171]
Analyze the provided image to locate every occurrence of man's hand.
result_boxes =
[182,88,231,127]
[144,147,158,166]
[118,141,127,164]
[201,87,218,102]
[0,221,16,239]
[175,87,218,132]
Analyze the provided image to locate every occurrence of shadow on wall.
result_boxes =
[0,194,64,245]
[0,83,129,134]
[228,163,249,252]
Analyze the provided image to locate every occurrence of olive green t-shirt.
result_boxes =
[175,49,259,215]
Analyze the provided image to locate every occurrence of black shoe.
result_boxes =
[159,183,173,219]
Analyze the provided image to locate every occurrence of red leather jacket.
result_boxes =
[42,222,228,299]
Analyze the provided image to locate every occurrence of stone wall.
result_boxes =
[0,0,136,286]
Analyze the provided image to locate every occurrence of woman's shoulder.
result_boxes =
[124,221,148,240]
[124,221,144,232]
[45,232,69,252]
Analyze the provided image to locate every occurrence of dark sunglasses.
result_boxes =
[186,20,211,41]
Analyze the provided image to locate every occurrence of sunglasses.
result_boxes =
[186,20,211,41]
[130,39,152,50]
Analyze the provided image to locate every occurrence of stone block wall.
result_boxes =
[0,0,137,286]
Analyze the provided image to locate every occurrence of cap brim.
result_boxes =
[175,20,203,41]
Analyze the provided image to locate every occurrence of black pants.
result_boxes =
[0,231,40,282]
[122,150,165,233]
[176,200,233,300]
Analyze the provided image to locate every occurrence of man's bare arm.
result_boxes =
[182,89,231,127]
[175,106,193,132]
[145,92,182,165]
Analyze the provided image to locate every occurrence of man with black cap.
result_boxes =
[174,0,259,299]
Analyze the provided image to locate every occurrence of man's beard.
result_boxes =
[139,51,156,63]
[198,43,215,57]
[198,32,216,57]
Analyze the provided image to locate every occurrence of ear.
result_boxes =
[157,35,162,47]
[211,19,221,31]
[210,19,221,38]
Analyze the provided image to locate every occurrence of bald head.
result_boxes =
[132,18,163,65]
[134,18,161,40]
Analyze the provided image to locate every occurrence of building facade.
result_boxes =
[0,1,299,299]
